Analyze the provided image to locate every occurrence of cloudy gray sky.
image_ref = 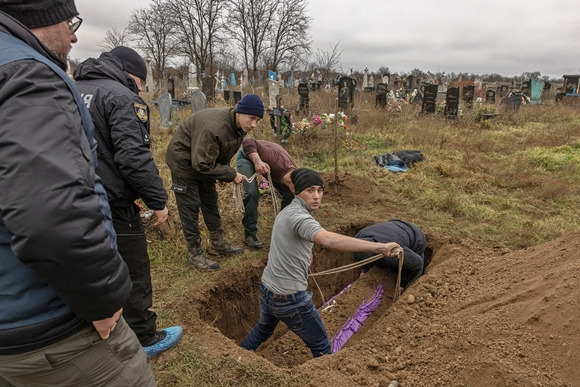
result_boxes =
[74,0,580,79]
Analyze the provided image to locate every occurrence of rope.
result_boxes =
[233,172,281,216]
[309,247,405,302]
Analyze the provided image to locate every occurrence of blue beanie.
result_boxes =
[235,93,264,118]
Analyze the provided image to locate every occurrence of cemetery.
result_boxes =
[137,64,580,387]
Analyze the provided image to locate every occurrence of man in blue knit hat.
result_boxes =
[166,93,264,270]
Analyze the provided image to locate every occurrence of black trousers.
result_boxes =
[111,203,156,344]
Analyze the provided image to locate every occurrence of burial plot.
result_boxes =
[298,82,310,113]
[375,83,388,108]
[421,84,439,113]
[486,89,496,104]
[158,92,172,128]
[338,76,355,110]
[190,89,206,114]
[201,76,215,100]
[444,87,460,118]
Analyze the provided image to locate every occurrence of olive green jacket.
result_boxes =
[166,108,246,181]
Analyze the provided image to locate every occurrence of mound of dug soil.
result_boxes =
[155,173,580,386]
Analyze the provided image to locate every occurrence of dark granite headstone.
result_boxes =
[462,85,475,107]
[338,76,356,110]
[485,89,496,104]
[233,91,242,103]
[201,77,215,100]
[444,87,460,118]
[421,84,439,113]
[375,83,388,108]
[298,82,310,113]
[504,93,522,111]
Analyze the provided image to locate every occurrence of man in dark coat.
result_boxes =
[354,219,426,289]
[0,1,153,385]
[74,46,182,358]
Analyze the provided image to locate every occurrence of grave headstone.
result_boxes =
[485,89,496,104]
[363,68,368,88]
[201,77,215,100]
[167,76,175,98]
[298,82,310,113]
[158,92,172,127]
[444,87,460,118]
[190,89,206,114]
[338,76,356,110]
[504,92,522,111]
[375,83,388,108]
[145,60,155,93]
[267,78,280,110]
[421,84,439,113]
[233,91,242,103]
[368,75,374,88]
[382,73,390,85]
[404,75,415,92]
[188,63,197,88]
[462,85,475,108]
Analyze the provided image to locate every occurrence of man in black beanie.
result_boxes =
[0,2,154,386]
[241,168,401,358]
[166,93,265,271]
[75,47,182,358]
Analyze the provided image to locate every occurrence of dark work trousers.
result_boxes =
[111,203,157,344]
[170,173,222,251]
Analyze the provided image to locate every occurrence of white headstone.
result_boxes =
[188,63,197,88]
[369,76,374,88]
[267,78,280,110]
[363,68,368,88]
[145,60,155,93]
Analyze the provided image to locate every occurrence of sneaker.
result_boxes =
[142,326,183,358]
[245,234,264,249]
[188,249,219,271]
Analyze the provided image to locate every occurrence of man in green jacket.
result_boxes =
[166,94,264,270]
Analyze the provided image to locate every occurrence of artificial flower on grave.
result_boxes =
[258,175,270,195]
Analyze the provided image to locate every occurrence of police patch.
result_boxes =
[134,103,148,123]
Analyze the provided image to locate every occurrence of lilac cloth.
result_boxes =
[331,284,384,353]
[319,282,352,310]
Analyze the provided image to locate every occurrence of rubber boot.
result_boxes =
[188,247,219,271]
[209,229,243,256]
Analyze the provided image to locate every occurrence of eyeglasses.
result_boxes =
[68,16,82,35]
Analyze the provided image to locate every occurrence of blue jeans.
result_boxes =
[235,149,294,237]
[240,284,332,358]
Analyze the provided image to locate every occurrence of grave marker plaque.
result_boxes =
[421,84,439,113]
[158,92,172,127]
[267,78,280,110]
[504,93,522,111]
[462,85,475,108]
[444,87,460,118]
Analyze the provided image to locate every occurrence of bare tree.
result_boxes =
[167,0,227,85]
[263,0,311,73]
[226,0,279,80]
[128,0,179,82]
[96,27,131,53]
[313,40,343,79]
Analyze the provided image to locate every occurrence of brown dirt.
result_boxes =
[153,173,580,386]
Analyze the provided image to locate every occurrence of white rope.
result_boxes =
[233,172,281,216]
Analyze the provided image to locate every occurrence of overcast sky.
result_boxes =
[74,0,580,79]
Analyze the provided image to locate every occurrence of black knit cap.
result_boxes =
[291,168,325,195]
[235,93,264,118]
[0,0,78,29]
[109,46,147,81]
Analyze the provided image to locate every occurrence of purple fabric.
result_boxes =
[331,284,384,353]
[319,282,352,310]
